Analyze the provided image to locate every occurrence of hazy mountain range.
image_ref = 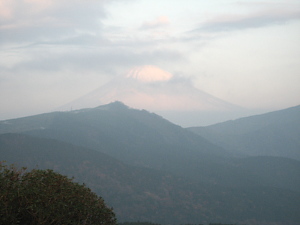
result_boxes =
[188,105,300,160]
[0,101,299,224]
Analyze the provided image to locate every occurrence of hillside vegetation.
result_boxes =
[188,105,300,160]
[1,102,299,224]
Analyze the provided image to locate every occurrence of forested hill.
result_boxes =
[188,105,300,160]
[0,101,228,179]
[1,133,300,225]
[1,102,300,224]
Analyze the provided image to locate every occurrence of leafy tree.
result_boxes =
[0,162,116,225]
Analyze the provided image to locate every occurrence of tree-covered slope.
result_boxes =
[188,105,300,160]
[1,133,300,225]
[1,102,298,191]
[0,101,226,160]
[0,102,230,185]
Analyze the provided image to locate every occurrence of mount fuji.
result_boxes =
[59,65,248,126]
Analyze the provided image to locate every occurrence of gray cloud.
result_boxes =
[0,0,182,76]
[1,44,184,78]
[193,8,300,33]
[0,0,108,46]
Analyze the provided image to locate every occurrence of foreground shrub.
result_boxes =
[0,162,116,225]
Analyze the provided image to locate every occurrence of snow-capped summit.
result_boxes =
[126,65,173,83]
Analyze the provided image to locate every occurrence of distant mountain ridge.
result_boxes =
[0,102,229,182]
[1,102,300,224]
[188,105,300,160]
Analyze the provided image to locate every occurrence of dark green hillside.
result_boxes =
[0,102,226,159]
[1,133,300,225]
[230,156,300,191]
[1,102,298,191]
[0,102,231,185]
[188,105,300,160]
[1,102,300,190]
[0,111,59,134]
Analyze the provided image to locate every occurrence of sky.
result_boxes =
[0,0,300,120]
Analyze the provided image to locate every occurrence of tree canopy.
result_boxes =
[0,162,116,225]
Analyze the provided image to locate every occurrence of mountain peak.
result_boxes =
[126,65,173,83]
[96,101,130,111]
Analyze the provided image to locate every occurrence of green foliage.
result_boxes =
[0,162,116,225]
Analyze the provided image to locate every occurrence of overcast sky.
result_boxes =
[0,0,300,120]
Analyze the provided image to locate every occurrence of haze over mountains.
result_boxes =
[1,102,299,224]
[1,1,299,223]
[59,65,252,127]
